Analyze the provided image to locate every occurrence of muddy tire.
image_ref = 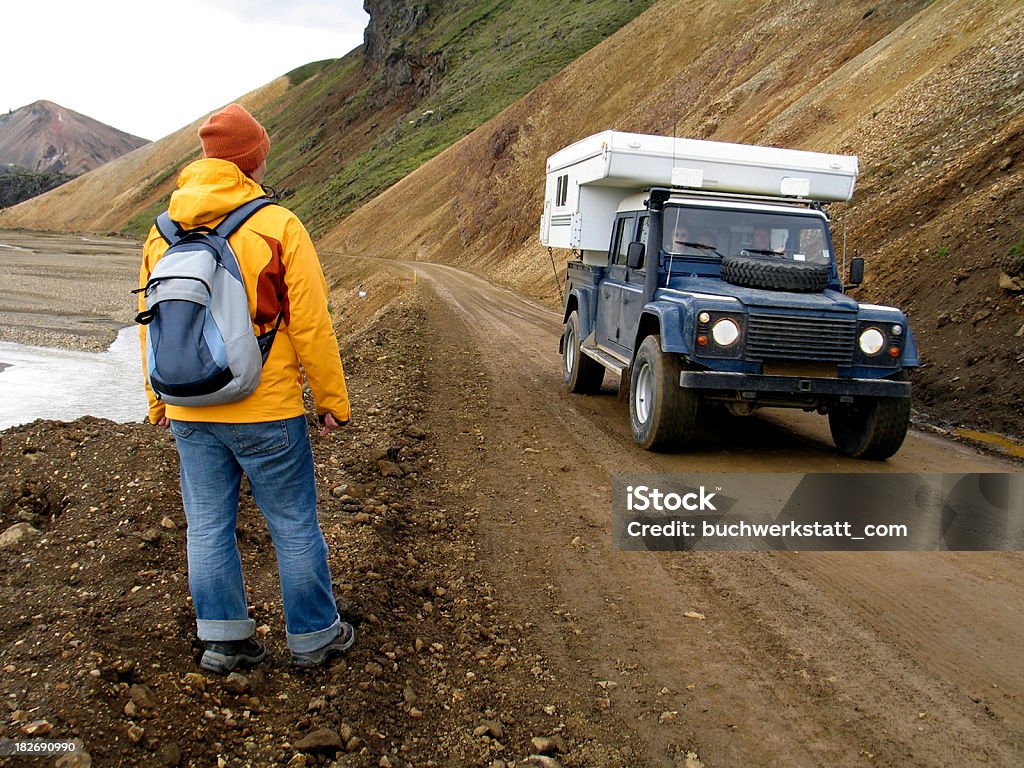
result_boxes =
[629,335,698,451]
[721,253,830,293]
[828,394,911,460]
[563,310,604,393]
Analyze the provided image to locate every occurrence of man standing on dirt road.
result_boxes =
[138,103,355,673]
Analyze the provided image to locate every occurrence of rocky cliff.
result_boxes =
[362,0,446,105]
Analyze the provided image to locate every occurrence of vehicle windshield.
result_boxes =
[662,205,832,266]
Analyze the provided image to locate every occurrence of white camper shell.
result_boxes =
[540,131,858,255]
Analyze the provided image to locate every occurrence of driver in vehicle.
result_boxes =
[670,222,717,255]
[750,226,782,254]
[670,223,692,252]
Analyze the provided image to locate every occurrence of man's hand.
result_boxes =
[156,417,170,428]
[320,412,345,435]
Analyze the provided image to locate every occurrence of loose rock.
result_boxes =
[55,742,92,768]
[0,522,40,548]
[128,684,158,709]
[20,719,52,736]
[293,727,343,753]
[377,459,404,477]
[525,756,564,768]
[158,742,184,767]
[223,672,250,695]
[140,527,162,544]
[530,735,567,754]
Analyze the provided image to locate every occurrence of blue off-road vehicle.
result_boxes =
[540,132,918,459]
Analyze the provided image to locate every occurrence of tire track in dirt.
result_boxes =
[404,258,1024,767]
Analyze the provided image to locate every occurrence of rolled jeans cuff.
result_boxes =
[196,618,256,642]
[287,615,341,653]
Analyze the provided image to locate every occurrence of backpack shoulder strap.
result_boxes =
[154,211,181,245]
[214,197,277,239]
[153,197,276,245]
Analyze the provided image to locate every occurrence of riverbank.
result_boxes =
[0,229,140,352]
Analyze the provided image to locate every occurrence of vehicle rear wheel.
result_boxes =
[828,393,910,460]
[629,335,698,451]
[563,310,604,393]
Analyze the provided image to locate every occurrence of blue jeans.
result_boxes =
[169,415,341,653]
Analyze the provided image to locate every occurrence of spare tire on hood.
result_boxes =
[720,252,831,293]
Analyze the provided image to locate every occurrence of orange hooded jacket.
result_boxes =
[138,158,350,425]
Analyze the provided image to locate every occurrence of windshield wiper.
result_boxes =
[675,241,723,257]
[740,248,784,257]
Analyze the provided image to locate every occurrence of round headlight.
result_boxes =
[712,318,741,347]
[891,324,903,336]
[859,328,885,355]
[698,311,711,324]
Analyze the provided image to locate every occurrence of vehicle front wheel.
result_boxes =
[828,395,910,460]
[629,335,698,451]
[563,310,604,393]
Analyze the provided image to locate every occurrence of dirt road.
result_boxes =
[401,259,1024,767]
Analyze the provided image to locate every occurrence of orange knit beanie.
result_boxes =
[198,104,270,174]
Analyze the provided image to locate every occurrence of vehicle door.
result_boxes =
[618,213,649,356]
[596,213,636,353]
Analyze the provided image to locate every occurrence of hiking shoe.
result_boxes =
[291,622,356,668]
[200,637,267,675]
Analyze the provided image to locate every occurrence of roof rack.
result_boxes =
[646,186,830,211]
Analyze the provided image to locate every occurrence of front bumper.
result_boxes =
[680,371,910,399]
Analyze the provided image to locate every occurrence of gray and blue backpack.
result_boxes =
[134,197,281,406]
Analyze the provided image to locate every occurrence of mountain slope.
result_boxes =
[0,0,658,237]
[320,0,1024,438]
[0,100,148,175]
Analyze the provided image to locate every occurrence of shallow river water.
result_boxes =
[0,326,149,429]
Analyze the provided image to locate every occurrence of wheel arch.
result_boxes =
[563,288,595,337]
[630,304,690,361]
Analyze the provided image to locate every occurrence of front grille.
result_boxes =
[746,313,856,364]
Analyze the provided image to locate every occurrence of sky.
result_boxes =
[3,1,369,141]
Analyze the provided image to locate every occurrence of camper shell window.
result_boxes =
[555,174,570,207]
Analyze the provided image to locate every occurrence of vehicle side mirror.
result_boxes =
[626,241,645,269]
[848,257,865,287]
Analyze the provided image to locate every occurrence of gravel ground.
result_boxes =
[0,230,141,352]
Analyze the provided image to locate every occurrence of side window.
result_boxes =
[611,215,635,266]
[637,215,650,253]
[555,174,569,207]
